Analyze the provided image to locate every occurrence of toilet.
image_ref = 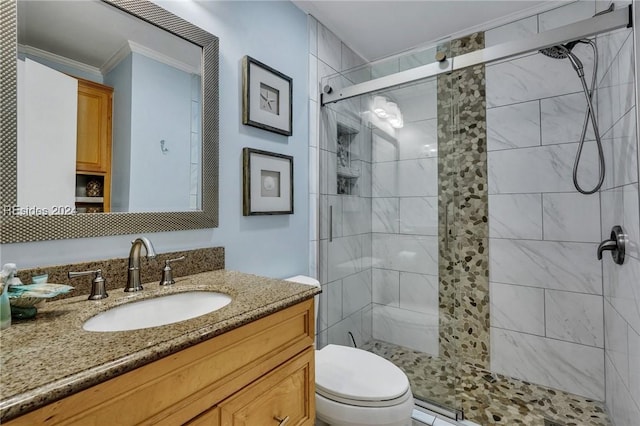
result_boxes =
[285,275,414,426]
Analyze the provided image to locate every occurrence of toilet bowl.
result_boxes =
[284,275,414,426]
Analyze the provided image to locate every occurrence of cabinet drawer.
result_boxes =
[186,407,220,426]
[220,348,314,426]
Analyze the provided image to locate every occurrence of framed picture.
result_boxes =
[243,148,293,215]
[242,56,293,136]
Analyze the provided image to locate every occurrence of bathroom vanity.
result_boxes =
[0,270,319,425]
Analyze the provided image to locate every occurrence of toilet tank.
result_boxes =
[284,275,320,331]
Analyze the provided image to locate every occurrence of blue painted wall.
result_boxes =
[2,1,310,280]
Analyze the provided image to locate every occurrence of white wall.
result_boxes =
[1,1,310,281]
[17,59,77,214]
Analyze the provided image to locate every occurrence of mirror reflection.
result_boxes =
[17,0,203,215]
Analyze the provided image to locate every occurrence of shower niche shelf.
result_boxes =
[337,122,360,195]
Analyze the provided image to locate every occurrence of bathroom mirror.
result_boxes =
[0,0,219,243]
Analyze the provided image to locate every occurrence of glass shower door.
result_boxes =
[317,56,465,417]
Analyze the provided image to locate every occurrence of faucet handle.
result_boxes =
[159,256,185,286]
[68,269,108,300]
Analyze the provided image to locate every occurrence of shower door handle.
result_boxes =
[597,225,625,265]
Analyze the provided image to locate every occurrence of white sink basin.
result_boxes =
[83,291,232,332]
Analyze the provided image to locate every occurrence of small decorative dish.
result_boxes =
[8,283,74,319]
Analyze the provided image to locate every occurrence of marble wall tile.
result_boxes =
[486,43,594,108]
[328,310,363,347]
[491,327,605,400]
[373,234,438,275]
[372,268,400,306]
[538,1,596,32]
[372,129,398,163]
[597,28,631,86]
[542,192,601,242]
[599,79,636,134]
[309,193,318,242]
[361,305,373,344]
[371,59,400,79]
[397,119,438,160]
[318,283,329,332]
[398,46,437,72]
[399,272,439,315]
[372,197,399,233]
[372,304,439,356]
[490,282,545,335]
[604,300,630,386]
[489,238,602,294]
[629,325,640,410]
[309,55,318,103]
[485,15,538,47]
[309,240,318,280]
[605,255,640,332]
[307,15,317,57]
[309,145,318,196]
[487,101,541,151]
[488,142,599,194]
[320,149,337,196]
[390,80,438,122]
[541,92,596,144]
[622,184,640,259]
[617,30,635,87]
[545,289,604,347]
[327,235,362,282]
[341,43,366,72]
[317,23,341,71]
[320,106,337,153]
[361,233,372,270]
[343,196,371,236]
[318,239,328,285]
[605,355,640,426]
[488,193,543,239]
[343,269,372,318]
[399,197,438,236]
[327,280,343,327]
[373,158,438,197]
[358,160,373,198]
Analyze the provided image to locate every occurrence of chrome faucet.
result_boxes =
[125,237,157,292]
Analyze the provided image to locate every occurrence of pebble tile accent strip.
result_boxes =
[437,32,490,368]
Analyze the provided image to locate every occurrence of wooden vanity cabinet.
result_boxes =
[75,78,113,213]
[5,299,315,426]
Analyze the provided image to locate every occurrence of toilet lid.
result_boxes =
[315,345,410,403]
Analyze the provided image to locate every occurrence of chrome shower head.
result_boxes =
[539,40,584,76]
[539,40,580,59]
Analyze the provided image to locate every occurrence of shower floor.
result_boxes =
[362,340,611,426]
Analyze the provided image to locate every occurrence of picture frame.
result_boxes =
[242,148,294,216]
[242,56,293,136]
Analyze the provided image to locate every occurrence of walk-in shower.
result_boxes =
[316,3,634,425]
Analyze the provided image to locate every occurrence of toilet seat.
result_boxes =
[316,344,411,408]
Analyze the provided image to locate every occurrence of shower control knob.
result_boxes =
[597,225,626,265]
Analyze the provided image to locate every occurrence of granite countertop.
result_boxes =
[0,270,320,422]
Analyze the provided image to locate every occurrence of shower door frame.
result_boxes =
[321,5,631,106]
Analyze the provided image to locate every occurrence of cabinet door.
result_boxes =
[76,80,112,173]
[220,349,314,426]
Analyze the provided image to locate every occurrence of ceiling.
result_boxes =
[292,0,568,61]
[18,0,200,75]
